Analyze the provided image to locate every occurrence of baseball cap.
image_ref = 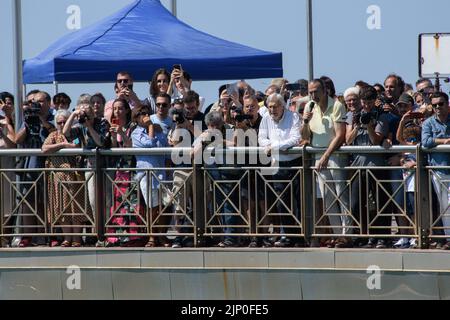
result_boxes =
[396,93,414,106]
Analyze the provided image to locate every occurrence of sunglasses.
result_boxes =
[116,79,129,84]
[156,103,169,108]
[432,102,446,108]
[56,121,66,125]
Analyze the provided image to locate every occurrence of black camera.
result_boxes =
[285,83,300,91]
[379,92,393,105]
[354,110,378,125]
[171,108,185,124]
[235,114,252,122]
[78,112,88,124]
[23,102,41,135]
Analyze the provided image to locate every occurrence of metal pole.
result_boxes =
[171,0,177,17]
[12,0,23,130]
[54,81,59,95]
[306,0,314,81]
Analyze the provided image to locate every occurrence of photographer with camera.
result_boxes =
[232,96,265,247]
[14,91,56,247]
[63,100,111,221]
[170,90,206,143]
[346,85,390,249]
[165,92,206,247]
[393,94,422,248]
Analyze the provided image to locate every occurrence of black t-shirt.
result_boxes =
[188,111,207,132]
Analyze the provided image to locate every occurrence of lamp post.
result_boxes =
[306,0,314,81]
[171,0,177,17]
[12,0,23,129]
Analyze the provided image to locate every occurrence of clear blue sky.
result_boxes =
[1,0,450,106]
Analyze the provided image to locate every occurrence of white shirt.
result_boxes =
[259,106,268,117]
[258,109,301,162]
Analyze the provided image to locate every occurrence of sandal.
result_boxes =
[61,240,71,247]
[145,238,156,247]
[50,240,60,247]
[19,238,33,248]
[71,242,81,247]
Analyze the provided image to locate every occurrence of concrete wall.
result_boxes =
[0,248,449,300]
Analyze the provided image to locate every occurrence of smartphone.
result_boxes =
[127,84,133,91]
[285,83,301,91]
[173,64,182,70]
[226,82,239,96]
[409,112,424,119]
[111,118,119,126]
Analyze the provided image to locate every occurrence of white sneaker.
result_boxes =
[409,238,418,248]
[11,237,22,248]
[393,237,408,248]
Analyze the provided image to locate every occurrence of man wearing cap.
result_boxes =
[422,91,450,250]
[302,79,352,248]
[392,92,419,248]
[385,92,416,247]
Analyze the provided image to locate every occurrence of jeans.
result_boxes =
[206,165,240,241]
[431,171,450,241]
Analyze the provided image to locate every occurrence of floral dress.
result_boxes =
[107,123,145,245]
[43,131,92,227]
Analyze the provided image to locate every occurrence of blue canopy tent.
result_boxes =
[23,0,283,84]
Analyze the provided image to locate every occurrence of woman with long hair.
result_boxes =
[143,68,171,115]
[107,98,145,247]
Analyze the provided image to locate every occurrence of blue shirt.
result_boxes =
[421,115,450,172]
[131,125,168,189]
[150,114,173,136]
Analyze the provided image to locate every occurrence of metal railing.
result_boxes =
[0,145,449,248]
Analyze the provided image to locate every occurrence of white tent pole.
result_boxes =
[12,0,23,129]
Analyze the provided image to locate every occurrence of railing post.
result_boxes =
[95,149,106,242]
[302,146,314,246]
[416,144,430,249]
[193,161,204,247]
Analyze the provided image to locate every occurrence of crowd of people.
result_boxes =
[0,66,449,250]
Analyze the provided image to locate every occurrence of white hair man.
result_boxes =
[258,93,301,247]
